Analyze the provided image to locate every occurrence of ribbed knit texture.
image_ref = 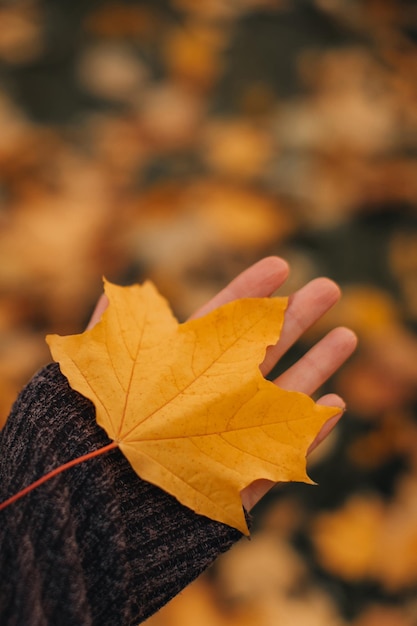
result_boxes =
[0,363,245,625]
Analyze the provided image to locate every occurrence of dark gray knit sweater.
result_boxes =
[0,364,245,625]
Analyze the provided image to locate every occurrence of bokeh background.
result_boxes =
[1,0,417,624]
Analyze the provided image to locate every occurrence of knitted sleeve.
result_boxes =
[0,363,246,626]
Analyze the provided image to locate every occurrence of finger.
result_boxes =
[261,277,341,376]
[274,326,358,394]
[307,393,345,454]
[87,257,288,329]
[86,294,109,330]
[189,256,289,320]
[241,478,274,512]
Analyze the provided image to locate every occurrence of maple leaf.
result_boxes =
[46,279,338,534]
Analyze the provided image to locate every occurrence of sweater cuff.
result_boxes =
[0,363,248,625]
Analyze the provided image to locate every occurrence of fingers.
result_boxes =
[274,326,358,394]
[86,256,289,329]
[188,256,289,320]
[260,277,342,376]
[86,257,289,329]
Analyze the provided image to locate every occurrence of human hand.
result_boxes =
[88,257,357,513]
[192,256,357,510]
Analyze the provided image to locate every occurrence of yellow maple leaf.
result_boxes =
[46,279,338,534]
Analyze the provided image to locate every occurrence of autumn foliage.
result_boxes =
[1,0,417,624]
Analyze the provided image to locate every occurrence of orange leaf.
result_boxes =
[46,279,337,534]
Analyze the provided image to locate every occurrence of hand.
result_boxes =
[89,257,357,513]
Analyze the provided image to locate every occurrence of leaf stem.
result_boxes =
[0,441,118,512]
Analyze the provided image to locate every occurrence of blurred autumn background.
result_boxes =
[1,0,417,623]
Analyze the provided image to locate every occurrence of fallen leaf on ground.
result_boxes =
[312,494,385,582]
[47,279,338,533]
[312,484,417,591]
